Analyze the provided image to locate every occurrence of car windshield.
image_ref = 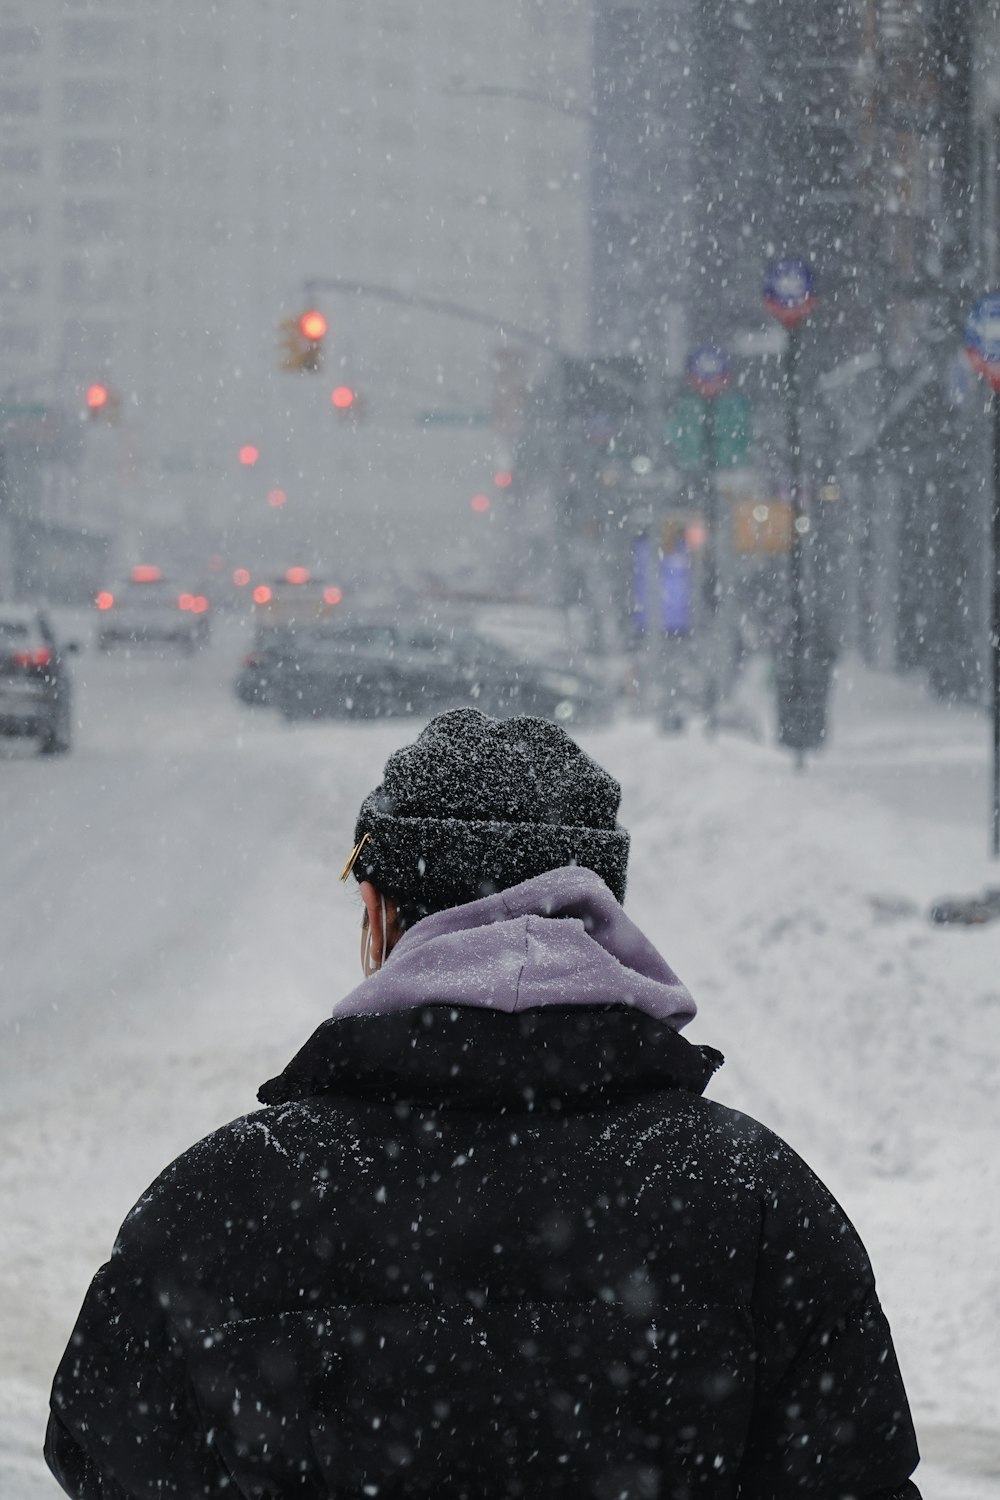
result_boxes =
[298,623,396,650]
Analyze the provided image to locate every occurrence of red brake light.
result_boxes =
[131,565,162,583]
[253,585,272,605]
[178,593,194,611]
[233,568,251,587]
[11,647,52,668]
[323,586,343,606]
[96,591,115,610]
[285,566,310,585]
[191,595,209,614]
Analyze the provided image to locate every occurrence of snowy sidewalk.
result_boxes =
[604,656,1000,1494]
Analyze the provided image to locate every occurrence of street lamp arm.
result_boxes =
[301,276,560,354]
[442,83,594,122]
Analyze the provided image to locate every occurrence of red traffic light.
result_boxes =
[239,444,260,467]
[299,310,327,342]
[86,383,109,410]
[331,386,355,410]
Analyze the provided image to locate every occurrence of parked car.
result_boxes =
[95,566,210,651]
[0,605,76,754]
[274,616,612,725]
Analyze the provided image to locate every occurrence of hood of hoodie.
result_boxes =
[258,869,721,1111]
[333,866,696,1027]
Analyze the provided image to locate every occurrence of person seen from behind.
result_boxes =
[46,708,922,1497]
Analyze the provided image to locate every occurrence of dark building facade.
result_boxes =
[588,0,988,697]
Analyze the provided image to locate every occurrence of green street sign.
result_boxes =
[416,409,491,427]
[713,392,751,467]
[666,392,751,469]
[667,393,706,469]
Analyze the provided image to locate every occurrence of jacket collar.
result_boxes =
[259,1004,723,1112]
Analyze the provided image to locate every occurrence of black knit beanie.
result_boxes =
[352,708,629,909]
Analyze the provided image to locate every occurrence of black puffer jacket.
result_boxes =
[46,1006,921,1499]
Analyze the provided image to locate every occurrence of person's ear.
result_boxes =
[359,880,384,957]
[359,881,400,959]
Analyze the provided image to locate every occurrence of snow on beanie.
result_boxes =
[352,708,630,908]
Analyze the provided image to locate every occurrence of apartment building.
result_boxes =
[1,0,592,580]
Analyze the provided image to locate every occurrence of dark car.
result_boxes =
[0,605,75,754]
[275,617,611,725]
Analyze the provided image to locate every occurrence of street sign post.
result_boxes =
[964,293,1000,856]
[764,258,819,765]
[685,346,733,731]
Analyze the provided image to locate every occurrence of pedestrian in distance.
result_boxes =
[46,707,922,1498]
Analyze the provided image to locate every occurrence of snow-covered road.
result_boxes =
[1,629,998,1496]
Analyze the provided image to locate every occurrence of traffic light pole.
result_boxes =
[992,390,1000,855]
[703,396,721,733]
[786,321,806,770]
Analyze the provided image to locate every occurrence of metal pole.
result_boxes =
[703,394,719,733]
[786,322,806,769]
[992,389,1000,856]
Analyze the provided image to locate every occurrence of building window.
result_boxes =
[62,199,118,240]
[61,78,130,126]
[61,255,123,305]
[0,87,42,117]
[0,26,43,56]
[0,146,42,174]
[61,139,126,183]
[0,323,41,354]
[0,206,40,235]
[0,265,40,296]
[62,318,115,362]
[61,20,132,64]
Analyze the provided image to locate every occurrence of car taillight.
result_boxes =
[178,593,194,610]
[95,591,114,610]
[191,595,209,614]
[11,647,53,668]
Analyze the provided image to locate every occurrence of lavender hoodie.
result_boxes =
[335,866,696,1027]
